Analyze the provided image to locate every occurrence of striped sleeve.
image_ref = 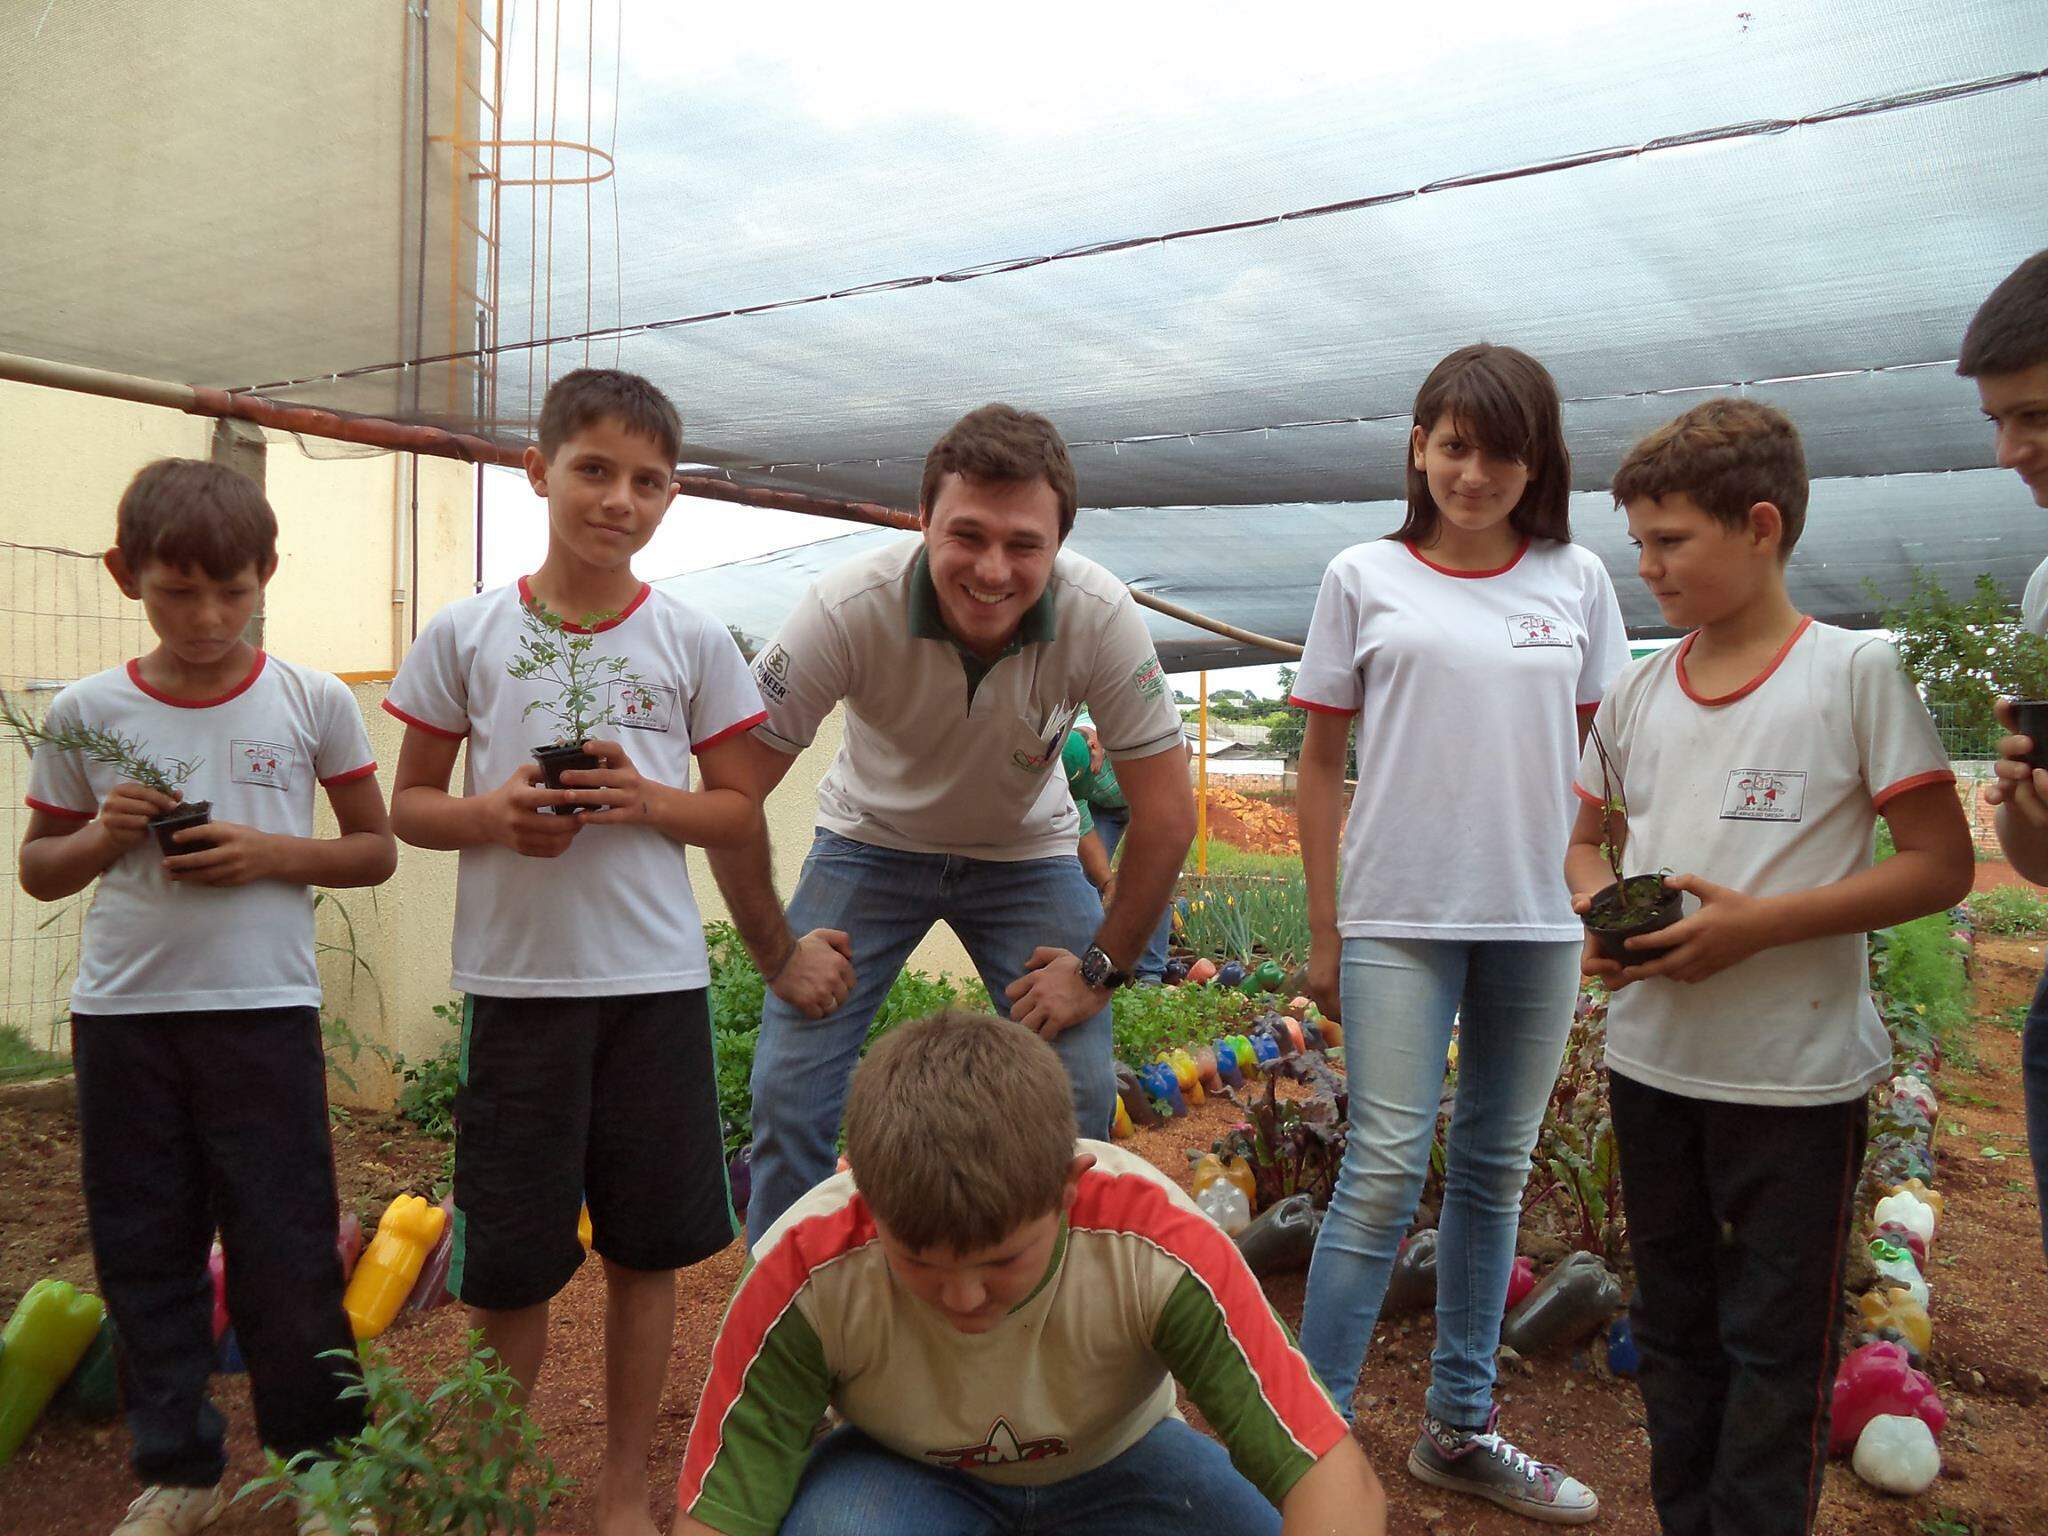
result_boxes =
[1074,1167,1347,1506]
[678,1297,831,1536]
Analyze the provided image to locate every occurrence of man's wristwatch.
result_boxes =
[1079,944,1131,991]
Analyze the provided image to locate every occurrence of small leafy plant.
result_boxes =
[1216,1051,1348,1210]
[239,1335,572,1535]
[508,599,653,748]
[1583,722,1673,930]
[1,690,199,796]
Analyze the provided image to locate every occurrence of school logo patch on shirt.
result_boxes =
[609,679,675,733]
[1720,768,1806,822]
[1506,613,1572,648]
[754,643,791,703]
[1131,656,1167,702]
[925,1417,1070,1471]
[230,739,296,791]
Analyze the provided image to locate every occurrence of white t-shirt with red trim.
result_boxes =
[23,653,376,1015]
[677,1140,1347,1536]
[384,579,765,997]
[1289,537,1629,939]
[1574,619,1955,1104]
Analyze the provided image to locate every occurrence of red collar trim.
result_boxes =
[1674,616,1814,706]
[518,575,651,633]
[1404,536,1529,579]
[126,651,267,709]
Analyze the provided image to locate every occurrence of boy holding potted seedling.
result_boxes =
[1562,399,1973,1536]
[1963,249,2048,1264]
[384,368,766,1536]
[675,1008,1386,1536]
[11,458,397,1536]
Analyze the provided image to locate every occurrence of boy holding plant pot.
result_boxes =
[15,458,397,1536]
[1964,249,2048,1265]
[385,368,767,1536]
[676,1008,1386,1536]
[1563,399,1973,1536]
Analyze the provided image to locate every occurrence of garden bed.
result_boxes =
[6,973,2045,1533]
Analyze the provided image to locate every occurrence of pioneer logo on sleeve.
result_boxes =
[754,643,792,703]
[230,739,296,790]
[1720,769,1806,822]
[1506,613,1572,648]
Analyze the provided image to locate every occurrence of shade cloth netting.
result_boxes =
[2,1,2043,659]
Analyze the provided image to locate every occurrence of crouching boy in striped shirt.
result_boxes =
[676,1008,1385,1536]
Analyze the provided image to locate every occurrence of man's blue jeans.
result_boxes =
[745,830,1117,1236]
[780,1420,1282,1536]
[2025,963,2048,1263]
[1089,806,1172,982]
[1298,936,1581,1427]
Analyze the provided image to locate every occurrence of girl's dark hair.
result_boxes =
[1392,343,1572,546]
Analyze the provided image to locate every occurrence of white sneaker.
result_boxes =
[110,1484,226,1536]
[295,1500,378,1536]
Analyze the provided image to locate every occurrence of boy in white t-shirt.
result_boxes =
[384,368,766,1536]
[14,459,397,1536]
[1961,250,2048,1263]
[1563,400,1973,1536]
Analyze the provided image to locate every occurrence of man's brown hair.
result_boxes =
[537,367,683,466]
[919,404,1080,539]
[843,1008,1078,1253]
[115,459,278,580]
[1612,398,1809,557]
[1959,249,2048,378]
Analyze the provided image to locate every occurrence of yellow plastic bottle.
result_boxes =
[577,1202,594,1251]
[1164,1048,1205,1106]
[1111,1095,1135,1139]
[345,1195,448,1341]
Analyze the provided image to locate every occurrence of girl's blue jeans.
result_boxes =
[1298,936,1581,1426]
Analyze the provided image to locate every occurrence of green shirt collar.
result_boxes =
[908,549,1058,653]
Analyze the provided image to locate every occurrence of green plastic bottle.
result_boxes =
[0,1279,107,1463]
[50,1313,121,1423]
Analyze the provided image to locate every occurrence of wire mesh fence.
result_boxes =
[2,539,148,1056]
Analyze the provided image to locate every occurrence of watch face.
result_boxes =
[1082,947,1112,987]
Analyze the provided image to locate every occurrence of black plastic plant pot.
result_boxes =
[1584,875,1683,965]
[532,743,599,814]
[2013,699,2048,772]
[150,801,213,857]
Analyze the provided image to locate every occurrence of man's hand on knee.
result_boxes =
[1005,946,1108,1040]
[771,928,857,1019]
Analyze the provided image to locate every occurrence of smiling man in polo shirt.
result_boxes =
[709,403,1196,1237]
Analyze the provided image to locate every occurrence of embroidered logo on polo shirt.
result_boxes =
[1720,769,1806,822]
[1506,613,1572,648]
[1131,656,1167,702]
[754,643,791,703]
[925,1417,1069,1471]
[231,739,296,791]
[609,679,675,733]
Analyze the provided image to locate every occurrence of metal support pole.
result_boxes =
[210,417,268,648]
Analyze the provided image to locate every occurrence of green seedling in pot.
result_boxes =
[1579,721,1681,964]
[2,691,208,855]
[507,599,656,806]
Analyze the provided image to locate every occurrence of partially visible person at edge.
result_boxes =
[1288,343,1627,1525]
[15,460,398,1536]
[1566,398,1972,1536]
[674,1008,1386,1536]
[706,403,1195,1240]
[1968,249,2048,1266]
[1063,724,1172,982]
[384,368,765,1536]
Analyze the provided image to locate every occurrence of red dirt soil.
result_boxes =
[5,949,2045,1534]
